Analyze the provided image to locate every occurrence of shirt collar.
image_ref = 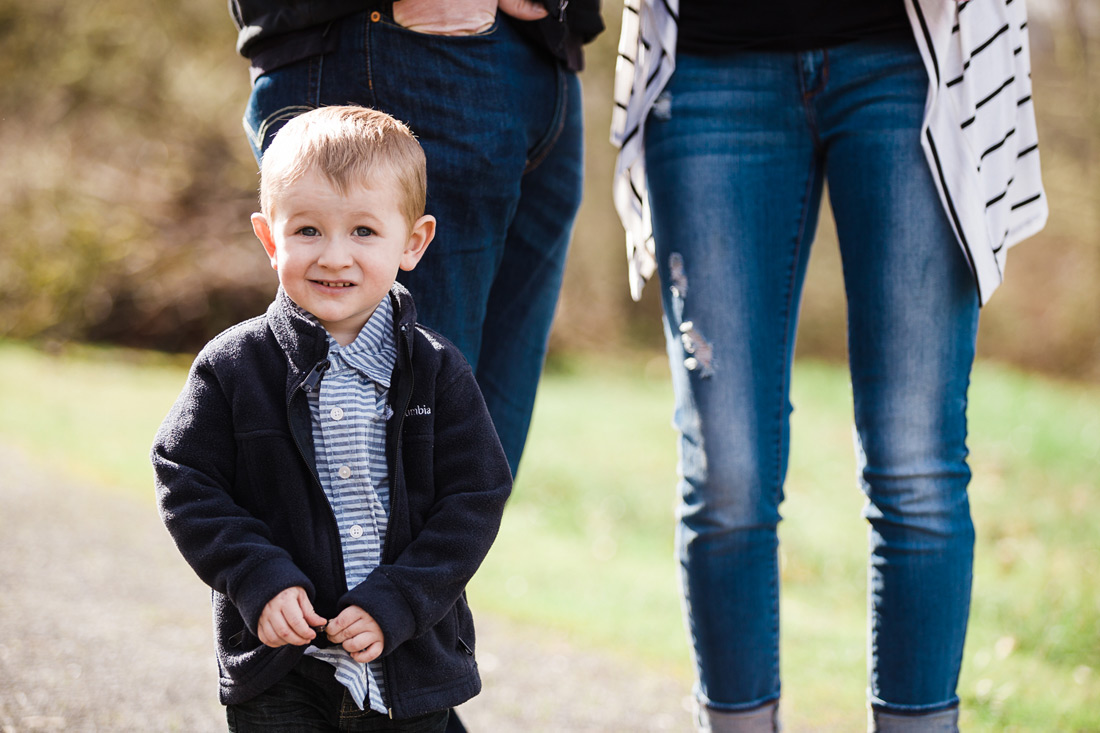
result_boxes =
[292,296,397,388]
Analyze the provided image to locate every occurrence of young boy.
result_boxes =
[152,106,512,732]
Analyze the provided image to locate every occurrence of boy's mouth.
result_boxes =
[314,280,354,288]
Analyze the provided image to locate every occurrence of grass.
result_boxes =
[0,342,192,494]
[0,340,1097,730]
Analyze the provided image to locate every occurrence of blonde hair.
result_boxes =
[259,106,427,229]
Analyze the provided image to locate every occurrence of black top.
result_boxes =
[231,0,603,74]
[678,0,910,54]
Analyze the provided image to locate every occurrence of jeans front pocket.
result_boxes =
[378,10,502,40]
[243,54,325,161]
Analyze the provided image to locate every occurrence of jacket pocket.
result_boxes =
[454,593,476,659]
[394,603,477,691]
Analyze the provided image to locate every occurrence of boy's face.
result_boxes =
[252,167,434,346]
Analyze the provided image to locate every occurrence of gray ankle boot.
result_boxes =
[695,700,780,733]
[869,706,959,732]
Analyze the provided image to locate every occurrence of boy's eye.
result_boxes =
[294,226,320,237]
[354,226,374,237]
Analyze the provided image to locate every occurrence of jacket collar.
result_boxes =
[268,287,329,396]
[267,284,419,395]
[388,281,417,335]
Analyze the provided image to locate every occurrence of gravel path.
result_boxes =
[0,445,693,732]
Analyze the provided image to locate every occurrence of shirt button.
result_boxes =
[330,407,344,421]
[337,465,352,479]
[350,525,364,539]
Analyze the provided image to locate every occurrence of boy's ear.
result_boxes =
[400,214,436,271]
[251,212,279,270]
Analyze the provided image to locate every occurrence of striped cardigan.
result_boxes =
[611,0,1048,305]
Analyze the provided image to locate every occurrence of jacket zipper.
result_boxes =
[382,323,415,564]
[287,358,350,604]
[301,359,328,393]
[384,322,415,720]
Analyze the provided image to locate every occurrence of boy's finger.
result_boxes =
[275,624,308,645]
[328,617,370,643]
[325,608,364,638]
[288,628,314,644]
[258,621,277,647]
[262,616,303,647]
[281,610,316,643]
[350,640,383,663]
[323,614,346,639]
[296,594,328,628]
[342,630,382,655]
[271,606,317,645]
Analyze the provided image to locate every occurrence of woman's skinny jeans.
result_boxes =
[643,33,979,723]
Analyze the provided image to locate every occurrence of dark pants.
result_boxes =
[226,656,449,732]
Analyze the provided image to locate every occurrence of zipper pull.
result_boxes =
[301,360,329,393]
[558,0,569,22]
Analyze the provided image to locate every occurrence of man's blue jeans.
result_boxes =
[244,11,584,475]
[644,33,979,722]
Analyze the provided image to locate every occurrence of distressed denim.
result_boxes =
[243,11,584,475]
[644,33,978,728]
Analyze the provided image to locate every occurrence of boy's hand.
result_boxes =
[257,587,328,648]
[325,606,386,663]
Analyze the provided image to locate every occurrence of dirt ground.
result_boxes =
[0,444,693,732]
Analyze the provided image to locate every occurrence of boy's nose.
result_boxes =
[316,238,354,268]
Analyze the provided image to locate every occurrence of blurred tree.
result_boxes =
[0,0,267,351]
[0,0,1096,379]
[971,0,1100,380]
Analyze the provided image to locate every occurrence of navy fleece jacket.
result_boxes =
[151,283,511,717]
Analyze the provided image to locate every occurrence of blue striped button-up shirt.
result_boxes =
[301,296,396,713]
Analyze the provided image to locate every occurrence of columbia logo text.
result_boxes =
[405,405,432,417]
